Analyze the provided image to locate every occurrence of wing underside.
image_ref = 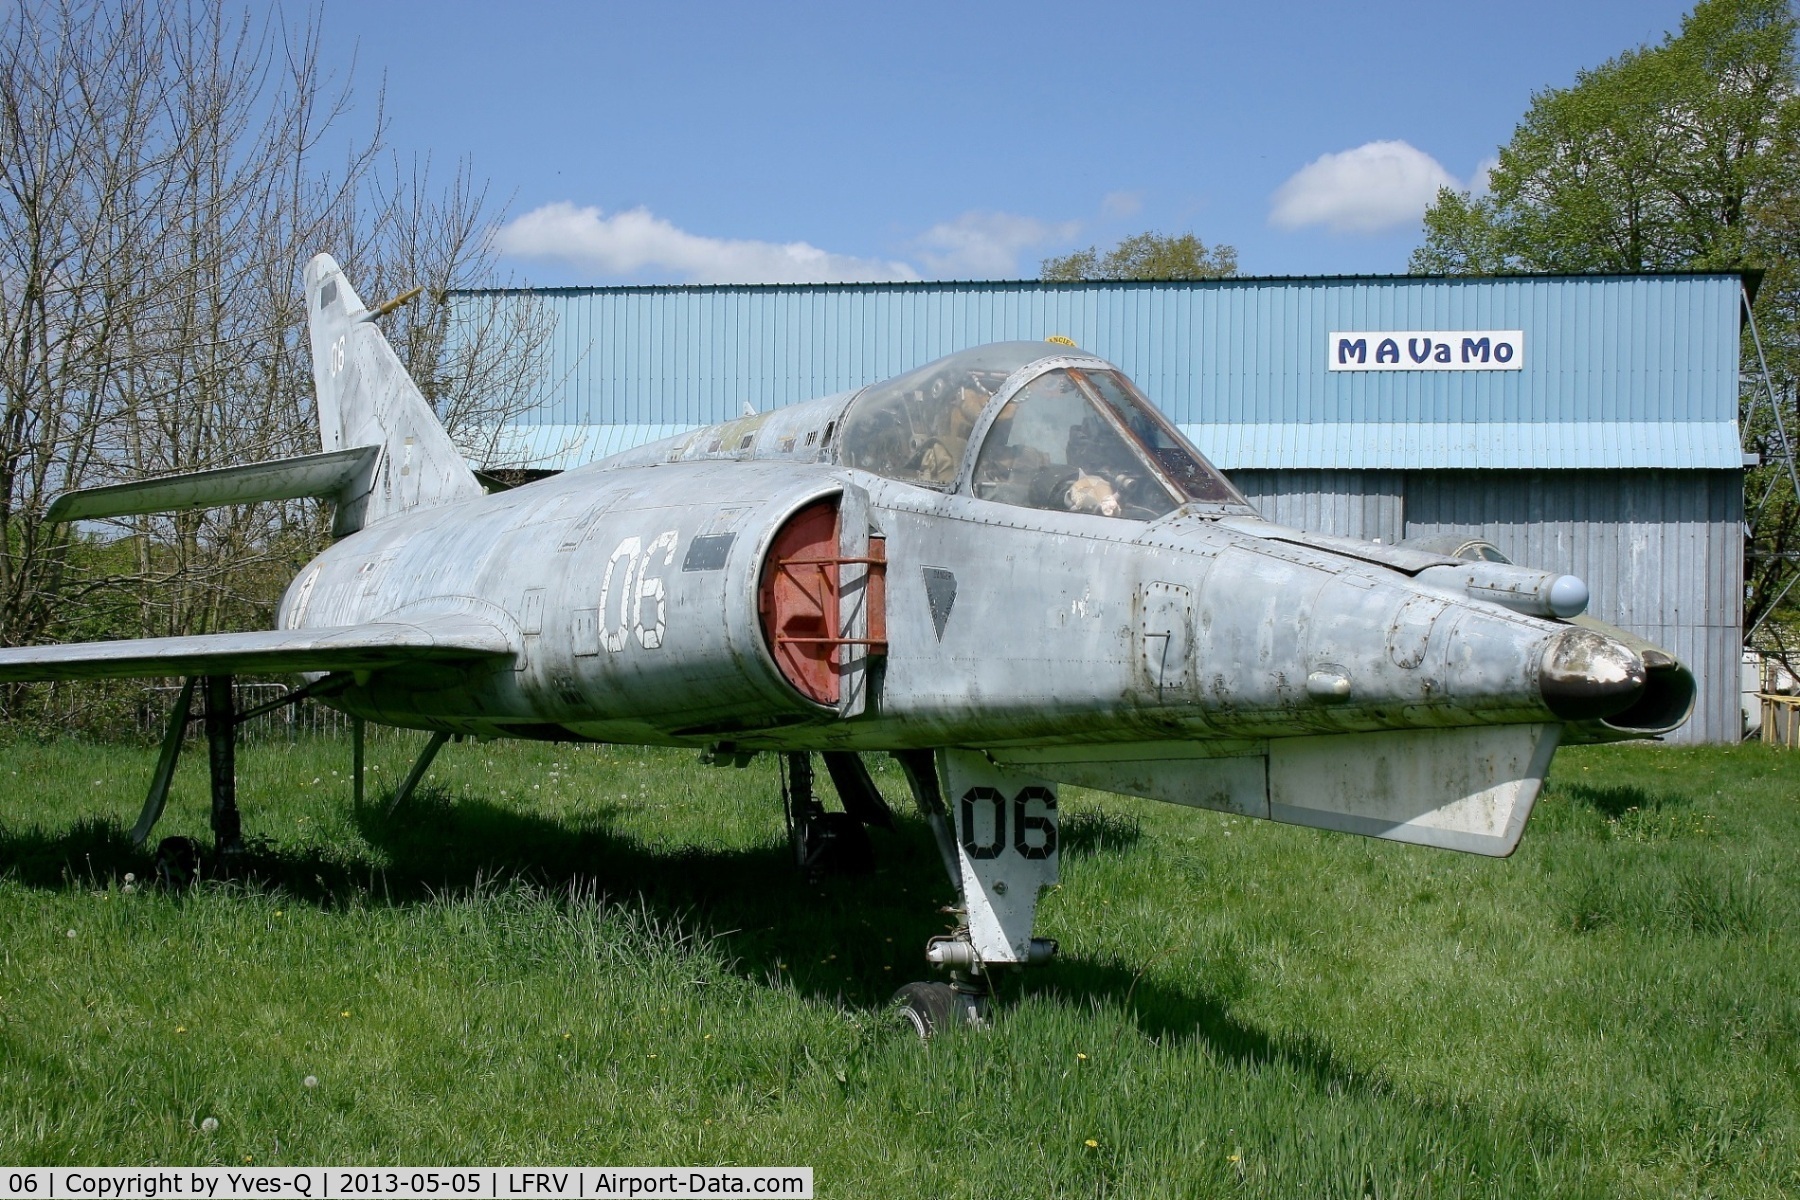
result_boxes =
[0,616,513,682]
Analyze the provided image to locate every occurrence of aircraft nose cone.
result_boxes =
[1538,627,1647,721]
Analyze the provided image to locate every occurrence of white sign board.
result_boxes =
[1329,330,1524,371]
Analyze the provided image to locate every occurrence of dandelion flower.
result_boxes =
[274,911,284,918]
[200,1117,219,1133]
[1084,1139,1098,1149]
[175,1027,187,1035]
[340,1010,350,1018]
[1076,1053,1088,1061]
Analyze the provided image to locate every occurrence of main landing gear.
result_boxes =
[134,672,361,883]
[779,750,895,880]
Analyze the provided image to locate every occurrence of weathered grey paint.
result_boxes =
[1232,467,1742,743]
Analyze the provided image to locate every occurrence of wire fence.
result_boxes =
[136,680,356,743]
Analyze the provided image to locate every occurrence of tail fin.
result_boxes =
[305,253,482,533]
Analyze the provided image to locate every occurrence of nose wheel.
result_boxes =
[886,749,1063,1035]
[891,979,989,1037]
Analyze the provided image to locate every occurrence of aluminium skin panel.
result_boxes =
[1233,467,1742,745]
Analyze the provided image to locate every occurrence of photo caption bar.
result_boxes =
[0,1169,812,1200]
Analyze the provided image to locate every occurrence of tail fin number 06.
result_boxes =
[959,785,1057,861]
[599,531,680,651]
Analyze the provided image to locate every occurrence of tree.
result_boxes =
[1413,0,1800,275]
[1410,0,1800,643]
[0,0,553,731]
[1041,231,1238,281]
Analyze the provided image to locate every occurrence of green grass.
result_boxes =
[1,733,1797,1197]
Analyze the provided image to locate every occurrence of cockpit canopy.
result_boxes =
[837,343,1042,488]
[836,341,1246,520]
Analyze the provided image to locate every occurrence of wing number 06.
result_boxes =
[959,785,1057,861]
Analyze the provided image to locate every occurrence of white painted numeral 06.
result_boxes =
[634,530,679,648]
[598,531,679,652]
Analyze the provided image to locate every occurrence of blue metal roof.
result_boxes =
[450,273,1744,471]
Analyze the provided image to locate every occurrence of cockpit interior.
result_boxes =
[836,342,1246,520]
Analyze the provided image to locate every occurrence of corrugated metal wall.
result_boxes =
[461,272,1743,471]
[1232,471,1406,545]
[1233,468,1743,744]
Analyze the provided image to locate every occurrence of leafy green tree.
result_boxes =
[1412,0,1800,643]
[1041,231,1237,281]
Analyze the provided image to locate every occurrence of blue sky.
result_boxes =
[318,1,1699,285]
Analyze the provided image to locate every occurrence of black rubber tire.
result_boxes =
[801,811,875,878]
[892,981,976,1038]
[153,836,202,891]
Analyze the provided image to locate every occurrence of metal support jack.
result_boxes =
[386,730,450,815]
[204,674,243,857]
[129,674,354,848]
[352,717,365,808]
[131,677,196,845]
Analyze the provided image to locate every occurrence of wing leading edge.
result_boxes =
[0,616,513,682]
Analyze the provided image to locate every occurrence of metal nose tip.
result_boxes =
[1539,628,1647,721]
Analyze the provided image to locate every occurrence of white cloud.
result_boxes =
[494,202,920,283]
[909,211,1083,278]
[1468,155,1499,197]
[496,201,1089,283]
[1269,140,1472,235]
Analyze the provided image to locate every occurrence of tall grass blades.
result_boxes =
[1,737,1797,1196]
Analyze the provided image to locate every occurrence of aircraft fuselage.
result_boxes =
[282,455,1586,753]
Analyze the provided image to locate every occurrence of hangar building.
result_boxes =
[453,273,1747,744]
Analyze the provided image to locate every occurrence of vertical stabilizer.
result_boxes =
[305,253,482,533]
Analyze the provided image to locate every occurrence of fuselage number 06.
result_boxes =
[599,530,679,651]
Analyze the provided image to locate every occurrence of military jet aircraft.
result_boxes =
[0,255,1694,1032]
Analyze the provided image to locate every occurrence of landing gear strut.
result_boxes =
[889,748,1061,1036]
[138,674,242,885]
[780,752,878,879]
[204,674,244,860]
[128,671,352,877]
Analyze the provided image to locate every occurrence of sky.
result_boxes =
[315,0,1701,286]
